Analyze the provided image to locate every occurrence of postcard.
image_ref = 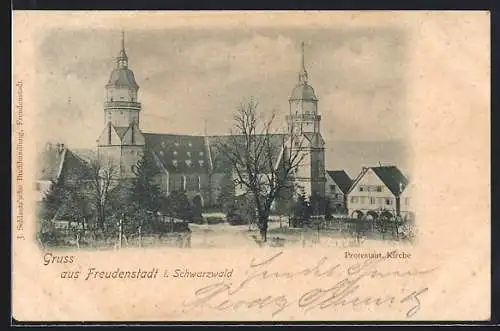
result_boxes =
[12,11,490,322]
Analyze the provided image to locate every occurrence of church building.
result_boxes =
[38,33,327,209]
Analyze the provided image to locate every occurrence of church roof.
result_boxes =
[290,83,317,101]
[326,170,352,194]
[207,134,287,173]
[143,133,210,174]
[106,68,139,89]
[142,132,288,175]
[113,126,130,139]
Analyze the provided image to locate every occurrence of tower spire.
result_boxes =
[117,29,128,68]
[299,41,308,84]
[121,29,125,51]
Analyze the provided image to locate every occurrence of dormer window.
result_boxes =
[186,160,192,167]
[172,160,178,167]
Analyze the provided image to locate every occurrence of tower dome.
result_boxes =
[290,83,317,101]
[106,68,139,89]
[105,30,139,90]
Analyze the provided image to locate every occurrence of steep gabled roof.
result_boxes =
[36,144,65,181]
[347,165,409,196]
[36,144,93,182]
[113,126,129,139]
[143,133,210,174]
[326,170,352,194]
[371,166,408,196]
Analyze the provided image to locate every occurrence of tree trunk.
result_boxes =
[260,227,267,242]
[258,218,268,242]
[138,225,142,248]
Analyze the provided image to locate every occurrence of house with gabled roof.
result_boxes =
[35,143,94,202]
[346,165,412,218]
[325,170,352,213]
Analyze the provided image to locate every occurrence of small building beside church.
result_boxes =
[325,170,352,213]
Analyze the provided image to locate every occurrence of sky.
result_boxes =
[35,26,411,177]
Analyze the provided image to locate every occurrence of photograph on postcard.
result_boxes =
[12,11,490,322]
[32,24,415,251]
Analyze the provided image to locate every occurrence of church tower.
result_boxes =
[286,42,326,205]
[97,31,145,178]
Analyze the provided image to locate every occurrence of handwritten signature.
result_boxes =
[182,251,438,318]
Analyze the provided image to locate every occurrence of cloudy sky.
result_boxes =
[35,26,411,177]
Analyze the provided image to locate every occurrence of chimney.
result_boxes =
[56,143,64,155]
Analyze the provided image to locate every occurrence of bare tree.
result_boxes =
[88,157,119,233]
[216,100,305,242]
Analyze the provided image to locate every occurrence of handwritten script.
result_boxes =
[182,251,438,319]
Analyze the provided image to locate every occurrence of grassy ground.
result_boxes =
[41,219,408,250]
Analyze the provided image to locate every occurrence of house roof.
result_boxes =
[348,165,409,196]
[326,170,352,194]
[36,144,65,181]
[36,144,93,182]
[143,133,210,174]
[371,166,408,196]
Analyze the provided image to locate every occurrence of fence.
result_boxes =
[294,215,415,242]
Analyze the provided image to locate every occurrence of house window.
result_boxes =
[330,185,336,192]
[350,196,358,203]
[131,165,136,173]
[198,160,204,167]
[197,176,201,191]
[187,152,191,157]
[405,198,410,206]
[188,142,192,148]
[370,197,376,204]
[199,152,204,157]
[185,160,192,167]
[376,186,382,192]
[172,160,178,167]
[173,151,178,156]
[359,186,365,192]
[35,182,40,191]
[385,198,393,205]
